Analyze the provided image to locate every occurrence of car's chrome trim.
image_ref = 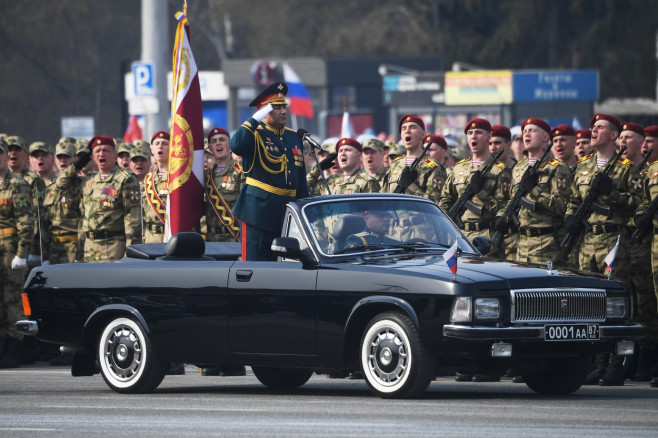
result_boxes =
[511,288,607,323]
[442,323,646,340]
[15,320,39,336]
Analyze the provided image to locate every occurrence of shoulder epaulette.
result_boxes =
[493,161,506,170]
[422,158,437,168]
[617,157,632,167]
[284,127,296,133]
[232,162,243,173]
[547,159,561,167]
[579,153,594,162]
[393,155,406,162]
[456,157,471,165]
[118,168,135,179]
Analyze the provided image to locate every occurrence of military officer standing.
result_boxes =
[205,127,244,242]
[383,115,445,203]
[230,82,309,261]
[439,119,511,241]
[495,118,572,264]
[0,138,34,368]
[142,131,169,243]
[59,136,142,261]
[566,114,643,386]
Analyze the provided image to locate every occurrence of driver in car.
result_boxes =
[344,210,400,249]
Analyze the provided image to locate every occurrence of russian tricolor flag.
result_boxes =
[283,63,314,119]
[443,241,459,276]
[604,235,620,276]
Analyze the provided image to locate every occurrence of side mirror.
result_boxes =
[471,236,491,256]
[271,237,316,268]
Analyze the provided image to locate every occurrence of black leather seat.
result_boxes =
[156,232,215,261]
[328,215,365,254]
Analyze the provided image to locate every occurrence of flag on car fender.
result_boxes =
[165,8,204,240]
[604,235,620,278]
[443,241,459,276]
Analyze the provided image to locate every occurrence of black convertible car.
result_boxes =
[17,193,645,398]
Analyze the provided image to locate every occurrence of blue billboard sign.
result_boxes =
[513,70,598,103]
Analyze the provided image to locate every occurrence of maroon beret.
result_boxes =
[621,122,645,137]
[87,135,115,151]
[491,125,511,141]
[398,114,425,133]
[336,137,362,153]
[207,127,230,143]
[590,113,622,132]
[551,124,575,138]
[521,117,551,135]
[424,135,447,149]
[464,118,491,134]
[575,129,591,139]
[645,125,658,138]
[150,130,170,144]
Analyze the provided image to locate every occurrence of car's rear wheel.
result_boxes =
[523,355,591,395]
[98,317,167,394]
[252,366,313,389]
[360,312,434,398]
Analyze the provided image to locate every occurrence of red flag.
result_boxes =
[165,10,204,239]
[123,115,143,142]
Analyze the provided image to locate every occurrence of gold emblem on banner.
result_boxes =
[168,113,194,192]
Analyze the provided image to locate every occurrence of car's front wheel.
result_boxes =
[360,312,434,398]
[98,317,167,393]
[252,366,313,389]
[523,355,592,395]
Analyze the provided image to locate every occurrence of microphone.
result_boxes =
[297,129,323,151]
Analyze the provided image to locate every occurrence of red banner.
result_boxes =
[165,10,204,239]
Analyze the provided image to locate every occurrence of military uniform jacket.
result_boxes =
[45,171,82,236]
[566,154,643,226]
[439,156,511,223]
[383,155,445,203]
[322,168,380,195]
[142,166,168,233]
[205,159,244,240]
[505,158,572,229]
[0,171,35,258]
[306,164,326,196]
[345,229,398,249]
[19,168,47,256]
[636,161,658,226]
[370,167,389,187]
[230,117,309,233]
[60,164,142,246]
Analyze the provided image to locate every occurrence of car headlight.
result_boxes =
[606,297,626,319]
[451,297,472,322]
[474,298,500,320]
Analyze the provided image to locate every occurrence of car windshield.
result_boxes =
[301,197,475,257]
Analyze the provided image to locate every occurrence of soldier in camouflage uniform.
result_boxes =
[205,127,244,242]
[129,140,151,185]
[439,118,511,242]
[0,138,35,368]
[45,141,82,264]
[322,138,380,195]
[631,125,658,387]
[59,136,142,261]
[361,138,388,186]
[5,136,47,268]
[306,137,340,196]
[383,115,445,203]
[575,129,592,160]
[494,118,572,264]
[142,131,169,243]
[344,210,398,250]
[565,114,644,386]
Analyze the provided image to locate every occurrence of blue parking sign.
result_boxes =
[132,62,156,96]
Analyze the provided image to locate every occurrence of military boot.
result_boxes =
[598,354,625,386]
[584,353,608,385]
[633,346,655,382]
[0,337,22,369]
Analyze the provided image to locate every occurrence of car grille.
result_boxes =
[511,288,606,323]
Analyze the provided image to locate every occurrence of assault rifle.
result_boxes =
[393,138,433,194]
[491,143,553,248]
[638,148,654,171]
[447,149,504,228]
[560,146,627,254]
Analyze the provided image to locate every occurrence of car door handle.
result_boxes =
[236,270,253,282]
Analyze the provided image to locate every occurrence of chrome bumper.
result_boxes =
[15,320,39,336]
[443,323,646,340]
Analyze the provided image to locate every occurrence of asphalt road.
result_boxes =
[1,363,658,437]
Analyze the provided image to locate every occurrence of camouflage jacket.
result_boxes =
[0,171,35,258]
[566,154,643,226]
[439,155,512,224]
[18,167,47,255]
[205,159,244,241]
[45,171,82,236]
[322,168,380,195]
[383,155,446,203]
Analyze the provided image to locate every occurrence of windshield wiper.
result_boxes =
[333,244,400,255]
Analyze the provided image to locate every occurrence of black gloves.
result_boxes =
[397,167,418,190]
[519,172,539,193]
[564,215,580,235]
[319,153,337,170]
[635,214,652,234]
[591,173,613,196]
[470,170,486,193]
[74,151,92,170]
[494,216,509,234]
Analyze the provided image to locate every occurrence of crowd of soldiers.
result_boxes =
[2,107,658,388]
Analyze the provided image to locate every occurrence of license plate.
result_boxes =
[544,324,599,341]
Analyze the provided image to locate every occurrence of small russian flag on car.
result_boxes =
[604,235,620,278]
[443,241,459,276]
